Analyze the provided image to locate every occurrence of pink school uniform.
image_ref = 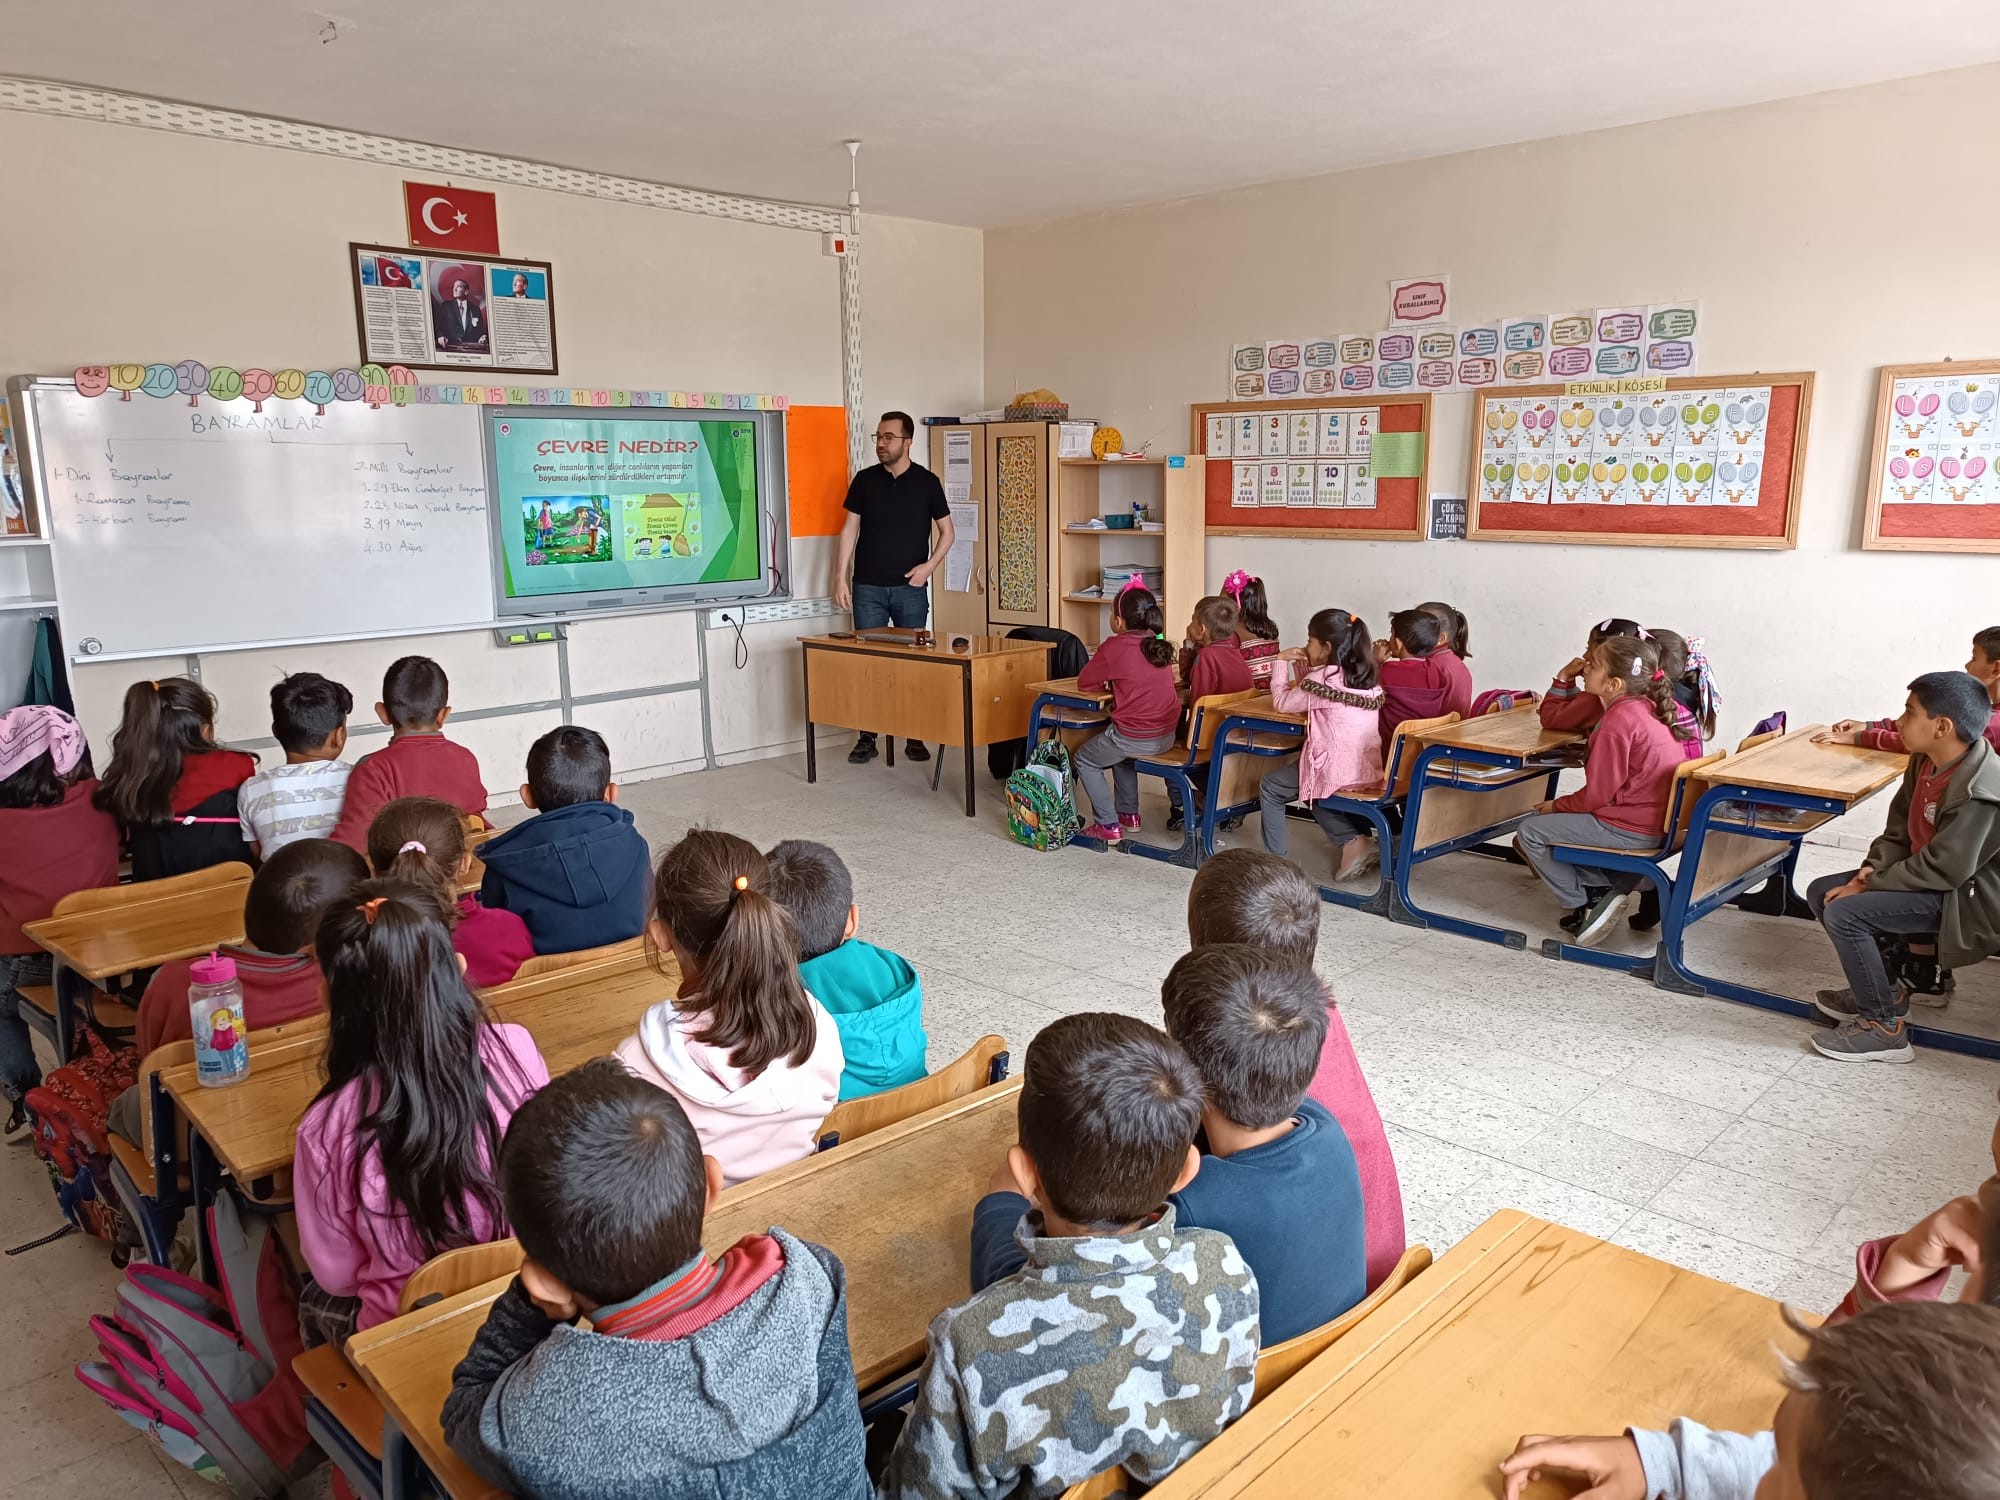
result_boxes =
[1305,1005,1405,1291]
[1268,658,1385,798]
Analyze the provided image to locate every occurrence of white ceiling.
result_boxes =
[13,1,2000,227]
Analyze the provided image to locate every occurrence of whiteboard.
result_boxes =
[22,381,496,658]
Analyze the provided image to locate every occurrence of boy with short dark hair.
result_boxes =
[883,1013,1259,1500]
[762,839,926,1100]
[442,1059,870,1500]
[239,672,354,857]
[1186,848,1405,1291]
[478,725,650,954]
[1161,944,1365,1343]
[1806,669,2000,1062]
[330,656,488,848]
[1375,606,1458,745]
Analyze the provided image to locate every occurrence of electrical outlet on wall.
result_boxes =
[704,597,838,630]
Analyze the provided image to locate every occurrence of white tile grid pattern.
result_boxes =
[2,751,1995,1495]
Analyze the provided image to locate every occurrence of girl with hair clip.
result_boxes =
[1224,570,1284,687]
[1515,635,1698,947]
[1539,617,1641,733]
[615,829,844,1184]
[1259,608,1388,883]
[1415,600,1475,715]
[94,676,258,880]
[1072,580,1182,842]
[366,797,532,987]
[1645,627,1721,743]
[294,878,549,1345]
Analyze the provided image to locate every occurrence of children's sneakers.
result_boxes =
[1571,888,1627,947]
[1811,1016,1915,1063]
[1813,986,1911,1023]
[1080,822,1122,844]
[1118,813,1142,832]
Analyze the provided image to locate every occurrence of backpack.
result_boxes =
[1471,688,1539,716]
[76,1190,316,1498]
[1007,738,1082,851]
[24,1028,138,1254]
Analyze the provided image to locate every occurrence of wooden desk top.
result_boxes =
[1029,676,1110,702]
[1706,725,1907,802]
[1150,1211,1797,1499]
[25,881,252,981]
[348,1077,1025,1500]
[1413,704,1579,760]
[801,633,1050,663]
[163,953,672,1181]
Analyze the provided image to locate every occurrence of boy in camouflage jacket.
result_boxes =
[879,1013,1260,1500]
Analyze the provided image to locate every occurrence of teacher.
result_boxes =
[833,410,957,765]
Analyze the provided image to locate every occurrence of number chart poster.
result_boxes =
[491,416,762,598]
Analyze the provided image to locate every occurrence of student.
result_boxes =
[329,656,488,849]
[1540,616,1641,732]
[1073,583,1181,842]
[1415,599,1475,717]
[762,839,926,1101]
[1224,570,1283,686]
[238,671,353,858]
[1515,636,1695,947]
[95,677,258,880]
[133,838,367,1055]
[1258,608,1385,883]
[1377,606,1467,737]
[0,707,118,1132]
[1647,628,1720,743]
[477,725,650,955]
[368,797,532,987]
[1416,600,1471,661]
[441,1059,869,1500]
[1161,945,1365,1342]
[1186,848,1405,1291]
[1804,670,2000,1063]
[614,830,843,1184]
[1820,625,2000,754]
[884,1013,1259,1499]
[1167,594,1255,833]
[293,880,549,1344]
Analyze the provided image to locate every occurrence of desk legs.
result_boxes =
[381,1418,426,1500]
[802,651,817,785]
[962,670,976,818]
[189,1131,221,1285]
[1393,747,1561,949]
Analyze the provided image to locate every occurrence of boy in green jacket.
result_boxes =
[764,840,928,1100]
[1807,670,2000,1063]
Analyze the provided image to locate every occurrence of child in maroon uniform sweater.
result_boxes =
[1168,595,1254,833]
[1075,586,1181,843]
[332,656,489,849]
[95,677,258,881]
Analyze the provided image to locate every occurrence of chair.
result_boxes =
[510,935,646,981]
[1736,726,1783,753]
[399,1239,527,1314]
[1113,690,1265,868]
[1251,1243,1431,1402]
[1299,712,1459,912]
[817,1036,1009,1152]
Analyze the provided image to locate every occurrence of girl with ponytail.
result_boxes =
[294,879,548,1344]
[366,797,532,986]
[94,676,257,880]
[1515,635,1695,948]
[1073,582,1183,842]
[615,829,844,1183]
[1259,608,1388,882]
[1223,571,1284,686]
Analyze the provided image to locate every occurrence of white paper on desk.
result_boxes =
[944,431,973,485]
[948,501,979,542]
[944,536,976,591]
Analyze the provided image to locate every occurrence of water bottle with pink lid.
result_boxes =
[188,952,250,1088]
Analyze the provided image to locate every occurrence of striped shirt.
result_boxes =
[238,759,352,854]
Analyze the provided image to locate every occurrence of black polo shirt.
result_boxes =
[845,461,950,587]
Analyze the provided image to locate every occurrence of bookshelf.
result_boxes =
[1054,458,1205,646]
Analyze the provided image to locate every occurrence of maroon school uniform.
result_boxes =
[0,779,121,953]
[331,733,489,850]
[1431,647,1474,720]
[136,945,325,1056]
[454,894,533,987]
[1185,640,1253,706]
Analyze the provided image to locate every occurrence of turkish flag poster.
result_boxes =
[404,181,500,254]
[350,242,558,375]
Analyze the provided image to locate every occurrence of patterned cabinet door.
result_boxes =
[985,422,1053,627]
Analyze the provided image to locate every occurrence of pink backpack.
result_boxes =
[76,1191,316,1496]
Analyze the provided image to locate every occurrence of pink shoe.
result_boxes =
[1119,813,1142,831]
[1081,822,1122,844]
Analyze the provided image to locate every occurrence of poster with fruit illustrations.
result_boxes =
[1866,361,2000,550]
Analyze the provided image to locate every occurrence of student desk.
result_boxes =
[1391,708,1583,946]
[346,1077,1025,1500]
[801,633,1053,816]
[1146,1210,1796,1500]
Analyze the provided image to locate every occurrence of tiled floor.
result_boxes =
[5,747,1997,1493]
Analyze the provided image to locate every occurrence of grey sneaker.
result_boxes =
[1811,1016,1915,1063]
[1814,986,1910,1022]
[1572,888,1628,948]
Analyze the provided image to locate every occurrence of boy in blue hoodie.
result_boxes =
[478,725,650,954]
[763,839,926,1100]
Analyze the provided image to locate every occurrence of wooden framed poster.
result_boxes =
[1863,360,2000,553]
[349,243,559,376]
[1189,393,1431,541]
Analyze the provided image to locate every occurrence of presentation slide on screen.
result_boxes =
[492,416,762,598]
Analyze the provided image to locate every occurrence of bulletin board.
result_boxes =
[1190,393,1431,541]
[1862,360,2000,553]
[1466,371,1813,550]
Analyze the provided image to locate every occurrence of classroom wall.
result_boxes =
[0,103,983,789]
[985,62,2000,843]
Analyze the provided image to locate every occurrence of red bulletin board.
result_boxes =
[1191,394,1430,541]
[1863,360,2000,553]
[1467,372,1814,550]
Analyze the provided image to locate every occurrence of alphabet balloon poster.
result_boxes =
[1865,360,2000,553]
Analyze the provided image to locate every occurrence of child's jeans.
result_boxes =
[1807,869,1945,1026]
[0,951,50,1104]
[1514,812,1657,909]
[1074,727,1175,823]
[1258,761,1369,856]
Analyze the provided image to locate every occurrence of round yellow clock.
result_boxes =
[1091,425,1124,459]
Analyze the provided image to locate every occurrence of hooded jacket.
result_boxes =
[1864,736,2000,968]
[477,800,650,955]
[0,779,119,953]
[442,1232,869,1500]
[798,938,928,1101]
[614,994,844,1184]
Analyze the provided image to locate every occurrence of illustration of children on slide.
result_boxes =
[537,499,554,551]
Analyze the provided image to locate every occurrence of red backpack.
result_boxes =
[24,1029,138,1256]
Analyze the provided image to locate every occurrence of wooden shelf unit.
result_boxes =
[1054,458,1205,646]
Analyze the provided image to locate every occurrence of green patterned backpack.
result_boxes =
[1006,738,1081,851]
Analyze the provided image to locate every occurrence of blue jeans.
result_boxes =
[0,952,50,1102]
[1808,869,1945,1026]
[852,582,930,630]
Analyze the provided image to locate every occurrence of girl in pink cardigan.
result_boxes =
[615,829,843,1185]
[1259,607,1387,884]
